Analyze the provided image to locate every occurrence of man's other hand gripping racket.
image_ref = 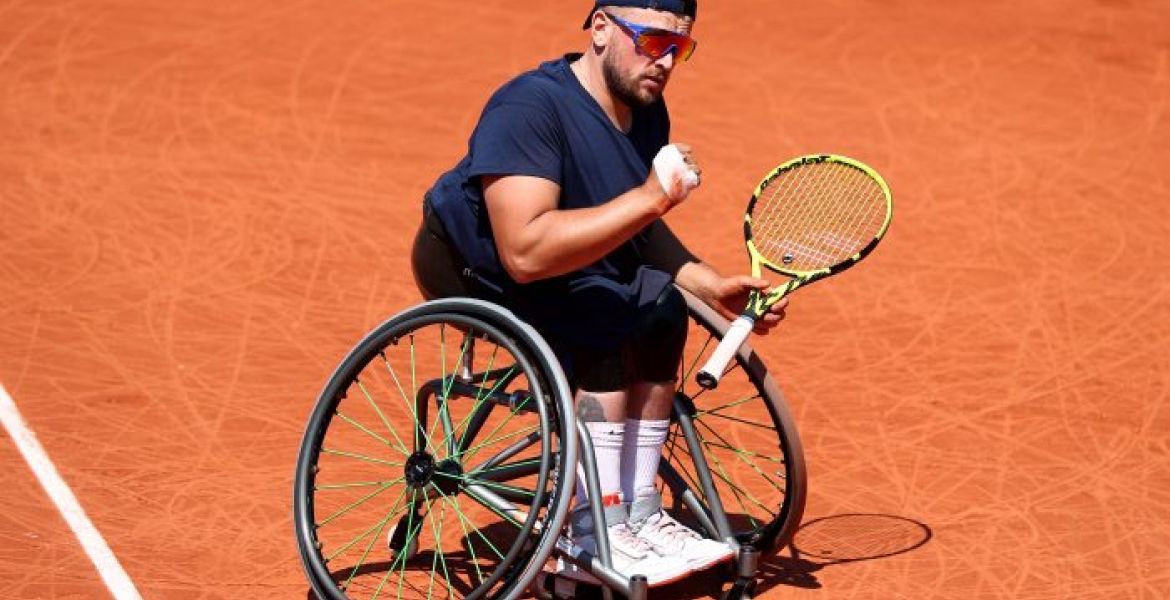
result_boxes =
[696,154,894,389]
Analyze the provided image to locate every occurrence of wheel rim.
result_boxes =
[296,312,568,600]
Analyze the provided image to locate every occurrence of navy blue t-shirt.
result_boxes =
[426,54,674,349]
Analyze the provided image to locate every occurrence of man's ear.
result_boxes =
[587,11,611,49]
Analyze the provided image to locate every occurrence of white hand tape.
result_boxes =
[653,144,700,199]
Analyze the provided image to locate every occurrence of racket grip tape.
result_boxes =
[696,315,755,389]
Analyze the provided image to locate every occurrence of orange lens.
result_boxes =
[637,33,697,62]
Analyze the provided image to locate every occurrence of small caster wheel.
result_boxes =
[721,578,757,600]
[532,572,555,600]
[533,572,603,600]
[386,514,421,560]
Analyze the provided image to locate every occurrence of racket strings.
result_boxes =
[751,161,886,272]
[779,164,855,259]
[787,165,868,248]
[755,163,848,266]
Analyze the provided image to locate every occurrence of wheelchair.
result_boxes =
[294,287,807,600]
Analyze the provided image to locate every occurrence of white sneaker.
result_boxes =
[629,496,735,571]
[557,505,691,587]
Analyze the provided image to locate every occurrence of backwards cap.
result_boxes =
[581,0,699,29]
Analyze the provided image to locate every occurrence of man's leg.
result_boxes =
[621,287,736,572]
[574,389,627,506]
[622,285,687,507]
[559,365,681,585]
[624,381,735,570]
[621,382,673,505]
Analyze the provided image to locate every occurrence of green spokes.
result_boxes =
[698,408,777,432]
[679,333,717,386]
[695,417,786,495]
[706,455,770,526]
[332,485,408,567]
[663,430,708,503]
[318,478,404,528]
[696,435,775,525]
[461,422,539,464]
[434,471,538,503]
[423,326,467,461]
[378,350,441,457]
[698,440,785,464]
[392,490,422,600]
[354,378,412,457]
[697,395,760,417]
[320,448,405,469]
[317,479,407,491]
[355,488,422,600]
[439,355,513,461]
[430,483,501,583]
[470,456,542,480]
[334,409,398,450]
[463,485,526,530]
[421,494,455,600]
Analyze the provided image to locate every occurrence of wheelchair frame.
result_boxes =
[295,289,806,600]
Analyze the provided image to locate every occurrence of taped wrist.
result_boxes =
[653,144,700,199]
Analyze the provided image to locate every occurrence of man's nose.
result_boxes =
[655,50,676,71]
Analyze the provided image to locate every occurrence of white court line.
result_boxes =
[0,384,144,600]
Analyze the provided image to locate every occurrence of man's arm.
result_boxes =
[643,219,789,331]
[482,139,703,284]
[642,218,722,299]
[484,172,677,284]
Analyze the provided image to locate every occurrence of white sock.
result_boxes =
[575,421,626,507]
[620,419,671,504]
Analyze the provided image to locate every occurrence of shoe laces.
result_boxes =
[608,523,658,557]
[641,510,701,549]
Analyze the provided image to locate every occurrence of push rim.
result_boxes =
[295,307,572,600]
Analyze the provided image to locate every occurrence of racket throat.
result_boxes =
[741,280,798,319]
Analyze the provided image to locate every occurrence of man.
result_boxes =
[411,0,788,587]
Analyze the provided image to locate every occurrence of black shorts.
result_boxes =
[411,201,481,300]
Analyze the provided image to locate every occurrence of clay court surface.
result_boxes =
[2,0,1169,598]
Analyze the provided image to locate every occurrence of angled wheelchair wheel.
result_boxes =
[295,298,577,600]
[659,288,808,557]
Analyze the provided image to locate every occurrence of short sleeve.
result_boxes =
[467,101,563,184]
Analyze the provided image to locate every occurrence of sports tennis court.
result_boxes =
[2,1,1167,598]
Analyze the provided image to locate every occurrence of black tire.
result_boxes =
[295,298,577,600]
[659,288,807,556]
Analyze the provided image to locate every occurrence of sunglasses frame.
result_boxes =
[602,11,697,63]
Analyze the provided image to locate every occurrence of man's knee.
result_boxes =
[630,286,688,382]
[572,347,628,392]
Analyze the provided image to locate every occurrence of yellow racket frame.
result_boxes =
[740,154,893,319]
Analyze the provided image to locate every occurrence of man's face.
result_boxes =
[600,8,695,108]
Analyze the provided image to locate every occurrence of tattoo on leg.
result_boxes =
[576,394,608,422]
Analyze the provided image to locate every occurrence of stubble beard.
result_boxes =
[602,53,660,109]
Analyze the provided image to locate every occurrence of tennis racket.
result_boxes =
[696,154,893,389]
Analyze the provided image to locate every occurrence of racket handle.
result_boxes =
[696,315,755,389]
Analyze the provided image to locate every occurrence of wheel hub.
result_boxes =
[432,458,464,496]
[404,451,435,488]
[403,451,464,495]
